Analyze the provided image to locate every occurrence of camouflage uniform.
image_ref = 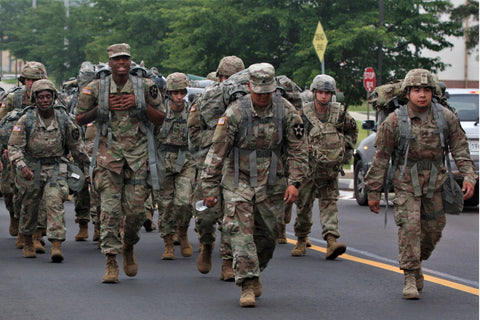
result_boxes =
[200,63,308,288]
[364,69,477,298]
[8,80,89,243]
[76,44,163,257]
[188,57,246,270]
[292,75,358,259]
[154,72,195,259]
[0,61,47,240]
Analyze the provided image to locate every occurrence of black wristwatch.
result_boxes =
[292,182,301,189]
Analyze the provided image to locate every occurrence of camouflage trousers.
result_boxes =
[393,190,446,270]
[193,184,232,260]
[294,177,340,239]
[154,163,195,238]
[15,165,69,240]
[1,160,20,220]
[74,182,90,223]
[222,189,284,285]
[94,164,150,255]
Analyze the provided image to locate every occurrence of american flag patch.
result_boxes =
[218,117,226,125]
[82,87,92,95]
[1,102,6,108]
[190,105,196,112]
[13,125,21,132]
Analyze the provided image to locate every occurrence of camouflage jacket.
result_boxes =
[302,101,358,177]
[0,86,30,120]
[365,103,477,201]
[76,75,163,174]
[200,94,308,202]
[8,107,89,172]
[157,99,194,173]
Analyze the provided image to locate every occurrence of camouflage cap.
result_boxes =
[107,43,131,59]
[20,61,47,81]
[247,63,276,94]
[206,71,218,81]
[216,55,245,78]
[166,72,189,91]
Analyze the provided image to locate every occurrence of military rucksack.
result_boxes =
[302,101,346,178]
[0,108,27,150]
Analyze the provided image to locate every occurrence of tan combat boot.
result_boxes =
[15,233,25,249]
[75,221,89,241]
[239,278,256,307]
[253,277,262,297]
[178,227,193,257]
[277,224,287,244]
[415,268,424,291]
[291,237,307,256]
[102,254,119,283]
[33,229,46,254]
[22,235,36,258]
[325,234,346,260]
[197,243,213,274]
[122,243,138,277]
[403,270,420,299]
[9,215,19,237]
[162,234,175,260]
[220,259,235,281]
[306,236,312,247]
[50,240,64,263]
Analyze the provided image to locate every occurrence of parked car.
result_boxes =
[353,88,479,207]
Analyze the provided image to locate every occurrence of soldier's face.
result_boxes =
[314,90,332,105]
[170,90,187,109]
[109,56,131,76]
[248,83,273,108]
[407,86,432,110]
[35,90,54,110]
[25,78,37,90]
[218,75,229,82]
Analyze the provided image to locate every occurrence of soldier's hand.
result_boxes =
[368,200,380,214]
[204,196,218,208]
[463,181,475,200]
[3,149,8,159]
[21,166,34,180]
[0,160,3,172]
[284,185,299,204]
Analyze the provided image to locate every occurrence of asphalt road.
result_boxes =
[0,195,478,320]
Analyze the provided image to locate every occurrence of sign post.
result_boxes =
[313,21,328,74]
[363,67,376,123]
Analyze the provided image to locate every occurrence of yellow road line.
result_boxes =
[286,238,479,296]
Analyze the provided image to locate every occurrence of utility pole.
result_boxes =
[377,0,384,86]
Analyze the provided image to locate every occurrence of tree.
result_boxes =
[451,0,479,52]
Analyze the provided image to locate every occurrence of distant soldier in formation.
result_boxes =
[200,63,308,307]
[188,55,245,280]
[0,61,48,250]
[365,69,476,299]
[291,74,358,260]
[155,72,196,260]
[8,79,89,262]
[76,43,165,283]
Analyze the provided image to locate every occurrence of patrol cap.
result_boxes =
[247,63,276,94]
[107,43,131,59]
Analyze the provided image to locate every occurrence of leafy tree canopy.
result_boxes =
[0,0,469,104]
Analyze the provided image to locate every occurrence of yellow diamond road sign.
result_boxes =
[313,21,328,62]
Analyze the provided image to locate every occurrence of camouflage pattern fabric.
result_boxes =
[8,108,89,240]
[293,100,357,240]
[76,75,163,255]
[364,103,477,270]
[200,92,308,285]
[154,99,195,237]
